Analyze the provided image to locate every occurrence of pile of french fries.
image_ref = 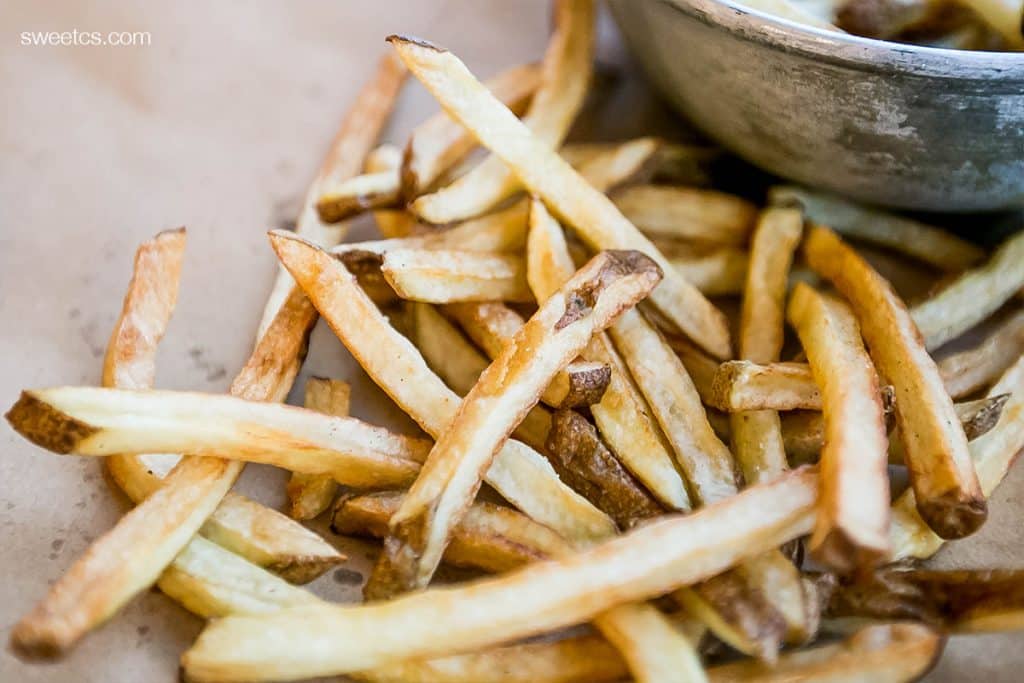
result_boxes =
[8,2,1024,681]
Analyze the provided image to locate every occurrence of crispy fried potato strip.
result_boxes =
[789,284,890,571]
[6,387,429,487]
[370,250,662,596]
[940,309,1024,399]
[285,378,351,520]
[381,249,534,303]
[272,231,616,543]
[411,0,594,223]
[181,467,818,681]
[317,170,400,224]
[388,35,732,358]
[911,230,1024,350]
[769,186,984,271]
[805,224,985,540]
[612,185,757,246]
[731,206,802,486]
[711,361,821,412]
[891,353,1024,559]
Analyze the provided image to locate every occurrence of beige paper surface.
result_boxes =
[0,1,1021,680]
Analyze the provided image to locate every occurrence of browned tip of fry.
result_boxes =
[399,141,420,203]
[555,250,662,330]
[158,226,187,240]
[363,535,419,602]
[916,492,988,540]
[9,618,67,660]
[707,361,743,411]
[335,249,386,274]
[810,527,889,577]
[386,34,447,53]
[5,391,98,454]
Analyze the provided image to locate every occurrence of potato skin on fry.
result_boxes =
[545,410,665,528]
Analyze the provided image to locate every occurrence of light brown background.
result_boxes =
[1,1,1021,681]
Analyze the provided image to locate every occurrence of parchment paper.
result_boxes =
[1,1,1021,681]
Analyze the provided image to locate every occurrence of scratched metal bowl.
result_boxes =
[609,0,1024,212]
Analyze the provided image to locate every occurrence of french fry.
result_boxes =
[707,623,942,683]
[612,185,757,246]
[546,409,666,528]
[564,136,662,192]
[731,206,802,486]
[259,51,407,337]
[824,567,1024,633]
[411,0,594,224]
[672,248,749,296]
[788,284,890,571]
[272,231,616,543]
[732,0,845,30]
[956,0,1024,47]
[401,62,541,199]
[668,335,721,406]
[388,35,732,358]
[911,231,1024,350]
[181,467,818,681]
[333,492,567,573]
[285,378,351,520]
[366,144,421,239]
[711,361,822,412]
[940,309,1024,399]
[520,198,692,510]
[316,170,401,224]
[891,353,1024,559]
[381,249,534,303]
[371,249,662,596]
[805,224,986,540]
[769,186,984,271]
[6,387,429,487]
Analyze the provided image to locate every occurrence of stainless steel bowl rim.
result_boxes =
[659,0,1024,80]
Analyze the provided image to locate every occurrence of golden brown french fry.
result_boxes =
[707,623,942,683]
[546,409,666,528]
[891,353,1024,559]
[272,231,616,543]
[940,309,1024,399]
[805,224,985,540]
[411,0,594,224]
[286,378,352,520]
[6,387,428,487]
[365,144,421,239]
[711,361,821,412]
[672,248,749,296]
[788,284,890,571]
[518,198,693,510]
[912,231,1024,350]
[825,567,1024,633]
[731,206,802,486]
[564,137,662,191]
[181,467,818,681]
[371,249,662,596]
[388,35,732,359]
[612,185,757,246]
[732,0,845,29]
[381,249,533,303]
[333,492,567,573]
[317,170,400,224]
[401,62,541,199]
[259,51,407,337]
[769,186,984,271]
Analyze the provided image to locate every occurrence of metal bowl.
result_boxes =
[609,0,1024,212]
